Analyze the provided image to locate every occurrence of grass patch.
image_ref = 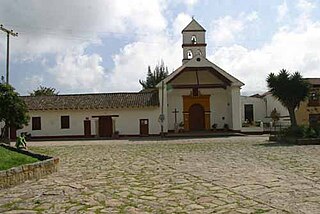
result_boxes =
[0,147,39,171]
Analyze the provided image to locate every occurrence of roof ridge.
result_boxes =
[21,91,158,98]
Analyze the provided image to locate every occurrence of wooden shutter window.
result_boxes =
[32,117,41,130]
[61,116,70,129]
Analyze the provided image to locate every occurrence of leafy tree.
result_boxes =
[30,86,58,96]
[139,61,169,89]
[0,83,29,140]
[267,69,310,127]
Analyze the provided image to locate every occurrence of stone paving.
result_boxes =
[1,136,320,213]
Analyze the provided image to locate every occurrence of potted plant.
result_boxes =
[178,122,184,132]
[211,123,217,131]
[112,131,119,139]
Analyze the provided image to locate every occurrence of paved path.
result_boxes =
[1,136,320,213]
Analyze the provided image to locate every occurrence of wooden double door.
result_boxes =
[189,104,205,131]
[98,116,113,137]
[85,116,113,138]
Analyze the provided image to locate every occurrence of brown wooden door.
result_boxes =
[189,104,205,131]
[84,120,91,137]
[99,116,112,137]
[140,119,149,136]
[9,127,17,140]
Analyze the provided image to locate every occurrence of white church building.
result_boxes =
[15,19,246,139]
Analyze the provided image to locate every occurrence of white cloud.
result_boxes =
[24,75,44,89]
[209,20,320,95]
[297,0,316,13]
[108,35,181,92]
[0,0,167,58]
[0,0,170,92]
[209,12,259,45]
[295,0,317,28]
[277,0,288,22]
[172,13,192,35]
[210,16,244,45]
[184,0,199,7]
[49,46,107,92]
[246,11,259,22]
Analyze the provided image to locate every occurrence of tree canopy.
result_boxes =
[30,86,59,96]
[139,61,169,89]
[0,83,29,139]
[267,69,310,127]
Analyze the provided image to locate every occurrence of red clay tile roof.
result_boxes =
[305,78,320,86]
[22,92,159,110]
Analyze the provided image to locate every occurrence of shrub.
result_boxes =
[302,127,317,138]
[278,125,320,140]
[278,126,304,138]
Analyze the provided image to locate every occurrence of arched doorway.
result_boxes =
[189,104,205,131]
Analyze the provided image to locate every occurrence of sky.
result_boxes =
[0,0,320,96]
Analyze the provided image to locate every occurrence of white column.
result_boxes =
[158,83,168,133]
[230,86,241,131]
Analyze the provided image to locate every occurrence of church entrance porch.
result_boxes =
[183,95,211,131]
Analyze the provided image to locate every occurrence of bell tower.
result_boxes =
[182,18,207,64]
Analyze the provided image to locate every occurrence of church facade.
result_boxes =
[159,19,244,133]
[16,19,244,139]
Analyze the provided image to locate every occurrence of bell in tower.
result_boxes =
[181,18,207,64]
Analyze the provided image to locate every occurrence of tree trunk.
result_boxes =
[288,107,297,127]
[0,124,9,144]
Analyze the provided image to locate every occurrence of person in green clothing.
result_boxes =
[15,133,27,149]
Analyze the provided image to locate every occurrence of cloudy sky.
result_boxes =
[0,0,319,95]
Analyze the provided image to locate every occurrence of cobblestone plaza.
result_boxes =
[1,136,320,213]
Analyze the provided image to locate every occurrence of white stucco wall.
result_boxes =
[240,94,290,126]
[166,88,233,130]
[18,107,161,137]
[240,96,266,123]
[230,87,241,130]
[210,88,232,129]
[264,94,289,118]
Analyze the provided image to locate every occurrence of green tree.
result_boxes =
[30,86,58,96]
[267,69,310,127]
[139,61,169,89]
[0,83,29,140]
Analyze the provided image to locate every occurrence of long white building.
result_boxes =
[15,19,245,139]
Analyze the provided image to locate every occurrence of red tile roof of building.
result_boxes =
[22,92,159,110]
[305,78,320,86]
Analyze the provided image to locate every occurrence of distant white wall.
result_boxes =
[241,96,266,123]
[264,94,289,118]
[240,94,290,125]
[18,107,161,137]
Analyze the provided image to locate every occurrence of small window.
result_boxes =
[192,88,199,96]
[309,114,320,127]
[191,35,197,44]
[311,92,318,100]
[309,91,319,106]
[187,50,193,59]
[32,117,41,130]
[61,116,70,129]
